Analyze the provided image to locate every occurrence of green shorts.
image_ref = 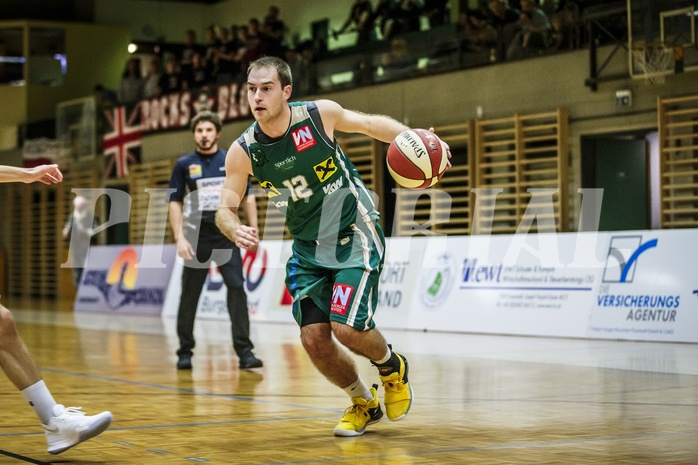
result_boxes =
[286,221,386,330]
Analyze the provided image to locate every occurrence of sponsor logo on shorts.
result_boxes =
[331,284,354,315]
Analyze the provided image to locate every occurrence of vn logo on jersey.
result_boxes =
[314,156,337,182]
[331,284,354,315]
[292,125,316,152]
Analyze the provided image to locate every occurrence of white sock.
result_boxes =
[343,377,373,402]
[21,380,57,424]
[372,345,392,365]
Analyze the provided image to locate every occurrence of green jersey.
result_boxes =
[237,101,379,241]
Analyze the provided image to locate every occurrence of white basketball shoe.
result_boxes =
[43,404,113,454]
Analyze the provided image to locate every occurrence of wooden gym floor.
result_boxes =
[1,299,697,464]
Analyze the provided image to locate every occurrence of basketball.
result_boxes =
[386,129,448,189]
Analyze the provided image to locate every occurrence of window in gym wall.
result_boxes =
[29,27,66,86]
[0,28,25,85]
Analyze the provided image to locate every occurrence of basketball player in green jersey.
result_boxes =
[216,56,451,436]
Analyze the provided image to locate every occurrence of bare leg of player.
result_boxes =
[0,303,42,390]
[300,322,361,387]
[331,323,391,361]
[0,303,113,454]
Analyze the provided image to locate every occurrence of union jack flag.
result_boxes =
[103,105,142,178]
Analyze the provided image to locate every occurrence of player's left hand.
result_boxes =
[234,225,259,251]
[429,127,452,170]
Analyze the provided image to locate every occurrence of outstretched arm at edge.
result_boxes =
[0,164,63,185]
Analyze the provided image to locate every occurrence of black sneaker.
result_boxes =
[239,353,263,369]
[176,354,192,370]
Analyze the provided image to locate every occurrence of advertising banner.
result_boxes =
[162,242,292,323]
[74,245,176,315]
[587,230,698,342]
[158,229,698,343]
[407,233,606,338]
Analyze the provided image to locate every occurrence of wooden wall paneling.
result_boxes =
[518,109,568,233]
[392,122,473,236]
[128,160,175,245]
[5,184,24,297]
[658,94,698,228]
[473,109,568,235]
[474,115,519,234]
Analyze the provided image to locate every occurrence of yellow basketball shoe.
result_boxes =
[333,384,383,437]
[379,352,413,421]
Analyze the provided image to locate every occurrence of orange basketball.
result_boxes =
[386,129,448,189]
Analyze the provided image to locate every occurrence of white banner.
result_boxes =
[587,231,698,342]
[160,229,698,343]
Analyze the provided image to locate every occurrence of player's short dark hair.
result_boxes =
[247,56,293,88]
[190,110,222,133]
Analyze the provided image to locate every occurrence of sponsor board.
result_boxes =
[588,231,698,342]
[75,245,176,314]
[162,242,292,323]
[408,233,601,338]
[159,230,698,343]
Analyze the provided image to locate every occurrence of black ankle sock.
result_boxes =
[373,353,400,375]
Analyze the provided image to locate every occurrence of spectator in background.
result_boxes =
[214,26,236,84]
[284,46,302,93]
[423,0,450,28]
[142,56,161,99]
[377,36,416,81]
[180,30,204,81]
[118,58,143,108]
[158,57,184,96]
[262,5,286,58]
[295,41,317,96]
[392,0,423,37]
[506,0,552,59]
[457,8,498,53]
[241,18,268,68]
[547,0,581,50]
[334,0,376,45]
[484,0,521,59]
[183,51,211,91]
[62,195,93,289]
[203,25,222,82]
[374,0,398,40]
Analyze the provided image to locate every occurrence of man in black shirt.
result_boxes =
[168,111,262,370]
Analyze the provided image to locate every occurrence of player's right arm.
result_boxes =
[168,200,194,260]
[0,164,63,185]
[216,142,259,251]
